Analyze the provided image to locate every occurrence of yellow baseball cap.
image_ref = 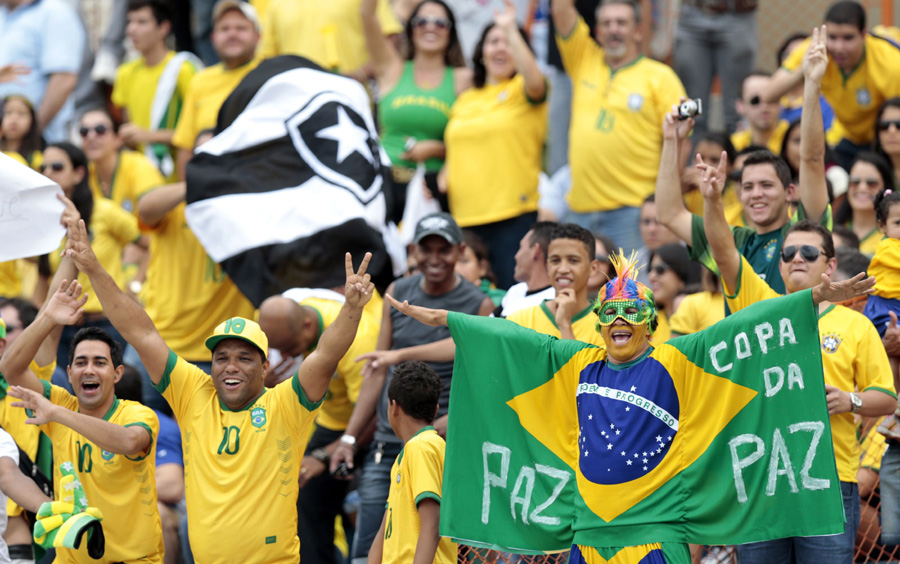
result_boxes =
[205,317,268,358]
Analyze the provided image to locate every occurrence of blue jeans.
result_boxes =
[880,443,900,545]
[546,66,572,176]
[567,206,643,258]
[350,440,403,563]
[735,481,860,564]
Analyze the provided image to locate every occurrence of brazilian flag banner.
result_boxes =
[441,289,844,553]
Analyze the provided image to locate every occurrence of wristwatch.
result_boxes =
[339,434,357,451]
[310,448,329,464]
[849,392,863,413]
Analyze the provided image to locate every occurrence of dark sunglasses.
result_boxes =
[849,177,881,188]
[39,161,65,172]
[749,95,762,106]
[79,124,109,138]
[780,245,823,263]
[649,264,670,276]
[411,16,452,30]
[879,120,900,131]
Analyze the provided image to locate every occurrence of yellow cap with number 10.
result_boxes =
[205,317,269,359]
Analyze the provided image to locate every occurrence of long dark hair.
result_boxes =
[46,142,94,228]
[873,97,900,172]
[472,23,531,88]
[0,95,44,161]
[835,151,896,226]
[404,0,465,67]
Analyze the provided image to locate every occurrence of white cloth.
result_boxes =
[497,282,556,318]
[0,428,20,564]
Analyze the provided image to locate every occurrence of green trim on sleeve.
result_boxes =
[556,16,583,41]
[723,258,744,300]
[123,421,155,461]
[41,378,52,400]
[525,78,550,106]
[152,350,179,394]
[291,371,326,412]
[865,386,898,400]
[415,492,441,506]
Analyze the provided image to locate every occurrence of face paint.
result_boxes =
[595,299,649,327]
[600,321,651,363]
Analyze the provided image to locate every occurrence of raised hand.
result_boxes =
[0,63,29,84]
[552,288,578,325]
[9,385,57,425]
[344,252,375,310]
[385,293,449,327]
[57,193,81,229]
[883,311,900,357]
[63,219,101,276]
[662,99,694,141]
[696,151,728,201]
[802,25,828,85]
[355,349,401,378]
[493,0,517,30]
[813,271,876,305]
[44,279,88,326]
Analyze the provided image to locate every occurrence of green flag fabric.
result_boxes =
[441,289,844,553]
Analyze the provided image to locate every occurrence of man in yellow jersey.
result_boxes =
[261,0,402,79]
[731,72,790,153]
[258,290,379,564]
[113,0,199,180]
[764,1,900,169]
[62,214,376,564]
[698,140,896,564]
[0,280,162,564]
[550,0,685,256]
[172,0,261,181]
[507,223,604,346]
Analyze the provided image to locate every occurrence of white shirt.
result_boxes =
[0,428,19,564]
[498,282,556,317]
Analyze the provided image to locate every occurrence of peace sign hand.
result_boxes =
[803,25,828,85]
[344,252,375,311]
[696,151,728,202]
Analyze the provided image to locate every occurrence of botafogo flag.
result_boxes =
[442,289,844,553]
[185,56,398,307]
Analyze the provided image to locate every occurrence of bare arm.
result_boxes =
[65,219,170,382]
[138,182,186,227]
[412,498,442,564]
[361,0,402,86]
[761,68,804,104]
[699,153,742,293]
[798,26,829,222]
[0,457,49,513]
[176,148,192,182]
[9,385,152,456]
[298,253,375,402]
[384,293,449,327]
[655,106,695,243]
[36,73,77,131]
[550,0,578,38]
[496,0,546,101]
[367,512,387,564]
[825,385,897,417]
[155,463,184,505]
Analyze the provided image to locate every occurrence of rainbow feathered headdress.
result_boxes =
[593,250,657,332]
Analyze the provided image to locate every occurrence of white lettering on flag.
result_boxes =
[576,384,679,431]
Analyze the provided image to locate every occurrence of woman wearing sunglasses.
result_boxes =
[38,142,149,368]
[834,151,896,256]
[646,243,701,344]
[361,0,469,224]
[873,98,900,187]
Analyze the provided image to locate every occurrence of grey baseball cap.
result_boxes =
[413,212,463,245]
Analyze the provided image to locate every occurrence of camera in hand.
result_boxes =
[332,462,351,478]
[678,98,703,121]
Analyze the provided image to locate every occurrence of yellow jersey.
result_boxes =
[444,74,546,227]
[112,51,198,153]
[49,199,140,313]
[507,301,605,347]
[142,202,256,361]
[88,150,164,217]
[383,427,457,564]
[724,256,896,482]
[153,351,322,563]
[856,226,882,257]
[668,291,725,336]
[298,296,379,431]
[557,17,685,212]
[783,33,900,145]
[0,259,35,298]
[2,150,27,166]
[870,237,900,299]
[172,57,262,151]
[39,381,162,564]
[260,0,402,73]
[730,119,790,153]
[652,310,670,344]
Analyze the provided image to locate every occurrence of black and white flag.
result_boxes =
[185,55,401,307]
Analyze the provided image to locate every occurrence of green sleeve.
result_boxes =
[688,214,752,276]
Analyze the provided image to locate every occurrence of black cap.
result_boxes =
[413,212,463,245]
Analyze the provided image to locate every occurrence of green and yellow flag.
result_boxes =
[441,289,844,553]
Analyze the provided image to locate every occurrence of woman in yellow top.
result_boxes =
[874,98,900,187]
[834,152,896,256]
[646,243,701,344]
[38,142,148,372]
[442,0,547,289]
[0,95,43,170]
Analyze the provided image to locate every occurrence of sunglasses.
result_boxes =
[879,120,900,131]
[780,245,823,263]
[649,264,670,276]
[39,161,65,172]
[411,16,452,30]
[849,177,881,188]
[749,95,762,106]
[79,124,109,138]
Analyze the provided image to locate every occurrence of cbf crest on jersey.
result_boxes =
[627,93,644,111]
[440,290,843,554]
[251,407,267,429]
[185,56,401,307]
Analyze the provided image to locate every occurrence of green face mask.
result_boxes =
[596,299,649,327]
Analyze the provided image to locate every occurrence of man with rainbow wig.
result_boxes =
[384,247,874,563]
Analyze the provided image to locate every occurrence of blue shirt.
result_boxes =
[0,0,85,142]
[154,409,183,467]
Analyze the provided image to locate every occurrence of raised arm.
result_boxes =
[360,0,402,86]
[761,67,804,103]
[0,456,49,513]
[655,106,695,243]
[0,280,87,394]
[496,0,546,101]
[550,0,578,38]
[700,152,742,293]
[137,182,185,227]
[797,26,829,223]
[64,219,170,382]
[298,253,375,402]
[384,293,449,327]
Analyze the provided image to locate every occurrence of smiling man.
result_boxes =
[59,217,376,564]
[0,283,162,564]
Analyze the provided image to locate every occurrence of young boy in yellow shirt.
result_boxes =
[367,361,457,564]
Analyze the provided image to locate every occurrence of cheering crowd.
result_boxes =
[2,0,900,563]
